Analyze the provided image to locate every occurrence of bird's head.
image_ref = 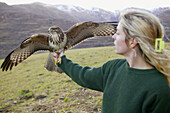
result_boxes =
[48,26,65,42]
[48,26,62,34]
[48,26,66,51]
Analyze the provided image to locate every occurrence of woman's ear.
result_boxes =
[129,38,138,48]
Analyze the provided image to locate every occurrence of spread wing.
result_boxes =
[1,34,50,71]
[64,21,117,49]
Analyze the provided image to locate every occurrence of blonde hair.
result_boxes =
[119,8,170,86]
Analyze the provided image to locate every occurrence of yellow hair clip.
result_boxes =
[55,58,61,65]
[155,38,165,52]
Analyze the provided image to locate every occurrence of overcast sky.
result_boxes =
[1,0,170,11]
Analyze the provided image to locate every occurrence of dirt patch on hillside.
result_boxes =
[0,88,103,113]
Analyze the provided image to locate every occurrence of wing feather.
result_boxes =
[64,21,117,49]
[1,33,50,71]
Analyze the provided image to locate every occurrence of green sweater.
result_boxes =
[58,55,170,113]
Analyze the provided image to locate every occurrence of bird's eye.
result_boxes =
[48,28,51,32]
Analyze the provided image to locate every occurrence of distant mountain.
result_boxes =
[0,2,117,59]
[153,7,170,42]
[53,4,119,22]
[0,2,169,59]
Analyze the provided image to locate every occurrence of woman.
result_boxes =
[53,8,170,113]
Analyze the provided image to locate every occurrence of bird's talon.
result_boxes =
[55,58,61,65]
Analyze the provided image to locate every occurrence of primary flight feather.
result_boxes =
[1,21,117,72]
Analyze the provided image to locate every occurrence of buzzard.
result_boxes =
[1,21,117,72]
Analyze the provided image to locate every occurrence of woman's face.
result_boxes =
[112,22,131,56]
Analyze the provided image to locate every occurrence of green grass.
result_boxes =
[0,46,123,112]
[0,44,169,112]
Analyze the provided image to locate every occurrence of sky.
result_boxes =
[1,0,170,11]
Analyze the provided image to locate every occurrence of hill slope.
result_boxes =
[0,2,117,59]
[0,2,169,59]
[0,46,123,112]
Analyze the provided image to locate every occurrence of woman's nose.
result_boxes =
[112,34,116,40]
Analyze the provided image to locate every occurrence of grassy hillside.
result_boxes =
[1,43,170,112]
[0,46,123,112]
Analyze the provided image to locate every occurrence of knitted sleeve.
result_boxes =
[58,55,110,92]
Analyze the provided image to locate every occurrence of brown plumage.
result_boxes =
[1,21,117,72]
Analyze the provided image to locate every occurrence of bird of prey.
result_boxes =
[1,21,117,72]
